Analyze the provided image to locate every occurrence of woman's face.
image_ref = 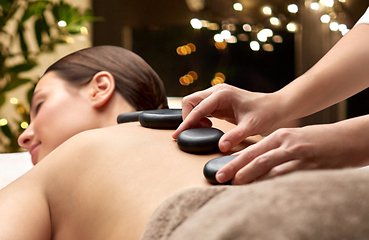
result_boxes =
[18,71,99,165]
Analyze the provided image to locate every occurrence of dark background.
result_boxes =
[91,0,368,119]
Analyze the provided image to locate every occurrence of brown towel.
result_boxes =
[141,169,369,240]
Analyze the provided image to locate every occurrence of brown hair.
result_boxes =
[44,45,168,111]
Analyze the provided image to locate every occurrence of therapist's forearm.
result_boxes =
[274,23,369,122]
[329,114,369,167]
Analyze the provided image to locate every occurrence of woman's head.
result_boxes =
[18,46,168,165]
[45,45,168,111]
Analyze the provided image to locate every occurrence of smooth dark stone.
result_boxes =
[117,111,143,123]
[117,109,182,128]
[139,109,183,129]
[177,128,224,154]
[203,155,236,184]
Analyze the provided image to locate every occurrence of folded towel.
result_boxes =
[142,169,369,240]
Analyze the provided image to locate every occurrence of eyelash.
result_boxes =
[35,102,43,115]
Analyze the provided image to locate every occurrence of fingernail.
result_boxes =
[216,172,227,183]
[222,141,231,152]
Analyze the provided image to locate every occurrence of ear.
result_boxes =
[88,71,115,109]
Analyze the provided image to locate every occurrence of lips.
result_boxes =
[29,143,41,165]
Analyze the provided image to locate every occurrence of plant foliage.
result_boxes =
[0,0,99,152]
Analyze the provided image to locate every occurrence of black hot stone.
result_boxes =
[139,109,183,129]
[203,155,236,184]
[177,128,224,154]
[117,111,143,123]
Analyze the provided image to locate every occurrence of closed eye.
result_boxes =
[35,102,43,115]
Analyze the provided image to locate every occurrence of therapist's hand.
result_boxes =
[172,84,285,152]
[217,123,364,185]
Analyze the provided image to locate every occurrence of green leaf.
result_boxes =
[0,0,15,30]
[41,13,51,37]
[35,18,43,47]
[34,14,51,48]
[0,93,5,108]
[0,0,13,12]
[0,0,18,21]
[18,27,28,59]
[3,78,31,92]
[1,124,14,141]
[66,23,84,35]
[21,9,35,23]
[7,62,37,73]
[58,1,72,24]
[0,17,5,31]
[0,51,6,78]
[21,1,49,23]
[52,3,59,21]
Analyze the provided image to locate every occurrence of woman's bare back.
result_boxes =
[0,119,258,240]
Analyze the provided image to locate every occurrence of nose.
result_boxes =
[18,123,34,151]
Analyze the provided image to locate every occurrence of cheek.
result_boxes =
[35,105,86,157]
[37,101,99,158]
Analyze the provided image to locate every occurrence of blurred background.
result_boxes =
[0,0,368,152]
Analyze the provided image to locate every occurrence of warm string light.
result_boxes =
[181,0,350,87]
[181,1,297,87]
[233,3,243,11]
[176,43,196,55]
[179,71,198,86]
[211,72,226,86]
[308,0,349,35]
[189,1,298,53]
[58,19,90,35]
[6,97,29,129]
[0,118,8,126]
[58,20,67,27]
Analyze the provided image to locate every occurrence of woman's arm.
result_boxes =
[275,23,369,122]
[0,176,51,240]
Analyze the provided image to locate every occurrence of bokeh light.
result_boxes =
[286,22,297,32]
[9,97,18,104]
[215,41,227,50]
[0,118,8,126]
[272,35,283,43]
[329,22,339,31]
[270,17,280,26]
[287,4,298,13]
[242,24,252,32]
[190,18,202,29]
[263,6,272,15]
[320,14,331,23]
[233,3,243,11]
[211,73,226,86]
[21,122,29,129]
[310,2,320,10]
[58,20,67,27]
[250,41,260,51]
[263,44,274,52]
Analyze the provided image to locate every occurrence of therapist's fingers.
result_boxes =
[218,109,273,152]
[256,160,301,182]
[218,122,256,152]
[231,147,295,185]
[173,87,229,139]
[215,134,284,183]
[181,87,215,119]
[192,117,213,129]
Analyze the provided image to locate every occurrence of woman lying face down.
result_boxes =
[0,45,258,240]
[18,45,168,164]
